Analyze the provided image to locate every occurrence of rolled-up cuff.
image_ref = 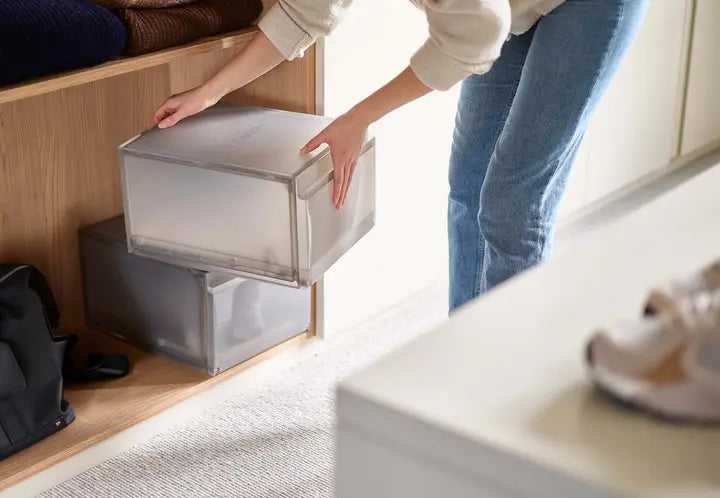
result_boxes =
[410,38,491,91]
[258,3,314,60]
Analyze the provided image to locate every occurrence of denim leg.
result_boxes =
[448,31,534,311]
[477,0,649,292]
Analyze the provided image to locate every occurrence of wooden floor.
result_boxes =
[0,329,313,491]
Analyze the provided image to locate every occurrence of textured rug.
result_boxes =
[41,290,447,498]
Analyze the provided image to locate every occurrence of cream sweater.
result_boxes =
[258,0,565,91]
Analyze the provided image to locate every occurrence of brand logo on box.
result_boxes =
[233,125,261,142]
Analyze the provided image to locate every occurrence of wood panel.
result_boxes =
[0,67,167,332]
[167,44,317,114]
[0,330,313,491]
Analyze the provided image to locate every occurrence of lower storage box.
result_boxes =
[80,216,311,375]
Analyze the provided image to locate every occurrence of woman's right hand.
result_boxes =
[153,85,220,129]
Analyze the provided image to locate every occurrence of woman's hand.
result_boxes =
[302,109,370,210]
[303,67,431,210]
[153,86,220,129]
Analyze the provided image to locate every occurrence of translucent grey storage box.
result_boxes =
[120,105,376,287]
[80,216,311,375]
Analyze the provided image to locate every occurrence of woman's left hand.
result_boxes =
[301,109,369,210]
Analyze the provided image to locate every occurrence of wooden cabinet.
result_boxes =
[680,0,720,155]
[0,29,319,490]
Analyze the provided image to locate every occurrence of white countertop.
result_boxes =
[339,164,720,497]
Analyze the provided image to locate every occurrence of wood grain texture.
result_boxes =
[167,44,317,113]
[0,330,313,490]
[0,68,167,332]
[228,44,317,114]
[0,29,257,105]
[0,34,318,488]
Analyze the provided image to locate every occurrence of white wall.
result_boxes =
[322,1,458,335]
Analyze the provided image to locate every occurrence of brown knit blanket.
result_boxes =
[116,0,263,56]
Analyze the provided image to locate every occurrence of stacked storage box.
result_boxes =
[81,104,376,375]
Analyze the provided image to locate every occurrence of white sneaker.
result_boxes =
[643,260,720,316]
[586,289,720,424]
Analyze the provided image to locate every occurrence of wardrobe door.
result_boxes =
[583,0,690,204]
[680,0,720,155]
[558,0,691,217]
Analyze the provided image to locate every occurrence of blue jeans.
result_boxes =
[448,0,649,310]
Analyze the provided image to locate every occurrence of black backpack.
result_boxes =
[0,264,75,460]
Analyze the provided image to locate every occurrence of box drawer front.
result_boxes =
[296,141,376,285]
[121,153,295,283]
[208,278,311,373]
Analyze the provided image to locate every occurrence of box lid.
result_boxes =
[121,105,333,180]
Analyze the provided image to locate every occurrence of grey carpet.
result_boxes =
[41,290,447,498]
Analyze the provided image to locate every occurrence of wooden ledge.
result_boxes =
[0,28,257,105]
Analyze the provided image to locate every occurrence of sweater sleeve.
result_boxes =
[411,0,511,91]
[258,0,353,60]
[259,0,511,92]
